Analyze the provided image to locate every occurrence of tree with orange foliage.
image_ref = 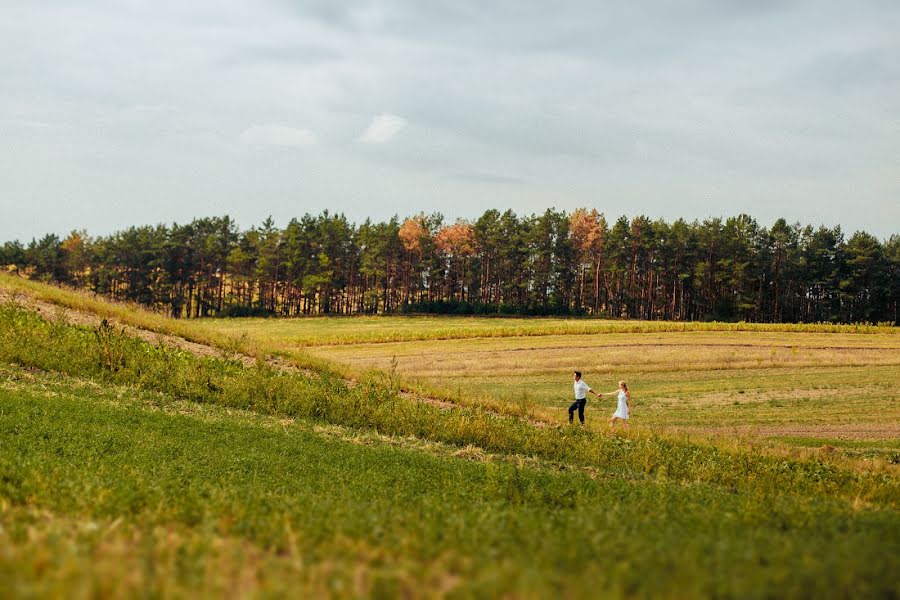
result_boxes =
[398,215,430,303]
[434,222,477,302]
[569,208,607,313]
[399,216,428,254]
[434,223,477,257]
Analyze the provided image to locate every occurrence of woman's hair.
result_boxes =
[619,380,627,391]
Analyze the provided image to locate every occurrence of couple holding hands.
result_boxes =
[568,371,631,429]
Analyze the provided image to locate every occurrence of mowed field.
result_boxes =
[198,317,900,454]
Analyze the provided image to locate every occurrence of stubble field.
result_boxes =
[194,316,900,456]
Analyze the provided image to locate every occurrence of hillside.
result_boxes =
[1,278,899,598]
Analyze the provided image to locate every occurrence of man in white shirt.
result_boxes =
[569,371,601,425]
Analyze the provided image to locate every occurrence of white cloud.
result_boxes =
[359,113,407,143]
[239,124,317,147]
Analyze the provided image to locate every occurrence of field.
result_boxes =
[194,315,900,456]
[1,276,899,598]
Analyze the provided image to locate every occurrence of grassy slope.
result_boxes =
[0,274,242,350]
[2,365,899,599]
[3,275,899,460]
[1,280,899,597]
[3,302,898,506]
[5,275,898,444]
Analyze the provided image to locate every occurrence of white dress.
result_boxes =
[613,390,629,419]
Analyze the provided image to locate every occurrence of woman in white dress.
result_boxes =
[602,381,631,430]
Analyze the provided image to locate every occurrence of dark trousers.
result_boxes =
[568,398,587,424]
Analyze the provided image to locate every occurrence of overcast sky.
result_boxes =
[1,0,898,242]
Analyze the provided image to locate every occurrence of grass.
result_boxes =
[2,302,899,506]
[0,273,266,357]
[4,275,898,448]
[2,275,898,452]
[192,313,899,347]
[2,280,900,597]
[2,364,899,598]
[293,331,900,446]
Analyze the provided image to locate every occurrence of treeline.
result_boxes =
[1,210,897,323]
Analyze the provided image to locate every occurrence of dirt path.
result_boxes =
[1,288,552,428]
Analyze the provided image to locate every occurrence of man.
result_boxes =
[569,371,601,425]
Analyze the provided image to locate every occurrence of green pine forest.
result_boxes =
[2,209,897,323]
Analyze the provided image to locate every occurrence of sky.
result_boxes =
[1,0,898,242]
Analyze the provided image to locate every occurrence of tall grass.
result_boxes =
[2,302,898,510]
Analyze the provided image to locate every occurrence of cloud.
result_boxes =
[4,118,65,131]
[359,113,407,143]
[1,1,898,241]
[449,171,525,185]
[239,124,317,147]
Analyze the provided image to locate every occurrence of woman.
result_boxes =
[601,381,631,429]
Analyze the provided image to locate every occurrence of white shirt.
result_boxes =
[574,379,591,400]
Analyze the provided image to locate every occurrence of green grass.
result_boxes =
[4,275,898,449]
[2,279,900,597]
[0,273,267,357]
[2,364,899,599]
[2,303,898,508]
